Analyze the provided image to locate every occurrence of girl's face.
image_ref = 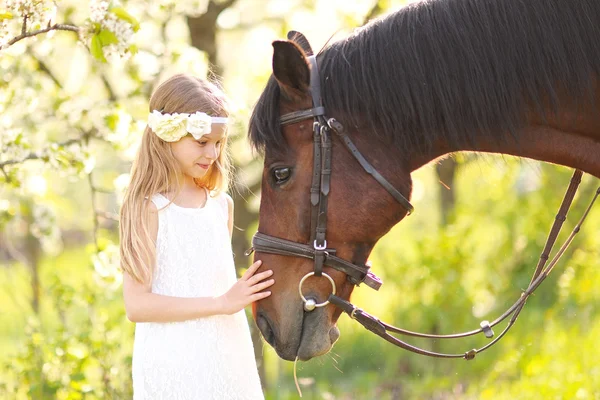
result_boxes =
[170,124,227,180]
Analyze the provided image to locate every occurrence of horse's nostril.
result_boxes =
[257,314,276,346]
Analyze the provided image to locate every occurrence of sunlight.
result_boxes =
[25,175,47,196]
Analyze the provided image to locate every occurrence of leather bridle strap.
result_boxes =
[508,170,583,325]
[327,118,414,214]
[329,171,599,359]
[306,55,330,276]
[280,107,325,125]
[251,232,383,290]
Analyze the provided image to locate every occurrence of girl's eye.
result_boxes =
[272,167,291,185]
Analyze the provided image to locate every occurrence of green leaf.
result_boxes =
[98,29,119,46]
[55,154,70,166]
[0,11,13,20]
[70,372,85,382]
[90,34,106,62]
[111,7,140,32]
[105,113,119,131]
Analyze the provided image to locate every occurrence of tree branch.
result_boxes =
[0,137,83,168]
[33,54,62,88]
[1,24,80,51]
[0,165,11,183]
[21,15,28,35]
[100,73,117,101]
[214,0,238,13]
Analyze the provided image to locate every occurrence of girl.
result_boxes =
[120,74,272,399]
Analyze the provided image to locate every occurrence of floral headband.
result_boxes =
[147,110,229,142]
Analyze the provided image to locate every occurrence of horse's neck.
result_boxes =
[409,122,600,179]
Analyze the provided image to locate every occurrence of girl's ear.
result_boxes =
[272,40,311,101]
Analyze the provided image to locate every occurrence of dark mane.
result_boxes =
[249,0,600,154]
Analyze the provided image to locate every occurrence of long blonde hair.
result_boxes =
[120,74,232,284]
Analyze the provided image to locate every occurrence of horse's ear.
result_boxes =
[287,30,313,56]
[272,40,310,99]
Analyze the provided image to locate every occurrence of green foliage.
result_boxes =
[90,33,107,62]
[0,254,133,399]
[110,7,140,32]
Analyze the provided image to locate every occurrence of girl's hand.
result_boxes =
[218,260,274,315]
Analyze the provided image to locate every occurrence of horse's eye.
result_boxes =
[272,167,291,185]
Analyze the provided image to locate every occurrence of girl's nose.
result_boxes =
[207,144,219,160]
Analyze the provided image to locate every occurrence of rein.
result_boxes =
[330,173,599,359]
[248,52,600,360]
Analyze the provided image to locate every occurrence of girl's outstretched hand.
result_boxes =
[218,260,274,315]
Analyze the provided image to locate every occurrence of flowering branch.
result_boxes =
[0,165,11,182]
[0,137,85,168]
[0,23,80,51]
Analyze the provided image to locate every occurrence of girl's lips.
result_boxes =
[197,163,210,170]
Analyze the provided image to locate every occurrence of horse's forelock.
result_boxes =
[249,76,286,156]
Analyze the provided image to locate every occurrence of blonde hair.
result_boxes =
[120,74,232,284]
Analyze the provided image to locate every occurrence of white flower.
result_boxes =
[186,112,212,139]
[89,0,110,23]
[92,244,123,292]
[147,111,228,142]
[113,173,130,206]
[148,110,188,142]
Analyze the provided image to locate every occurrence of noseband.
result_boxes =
[248,52,600,360]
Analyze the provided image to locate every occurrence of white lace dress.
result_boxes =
[132,192,264,400]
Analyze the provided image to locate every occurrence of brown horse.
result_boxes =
[248,0,600,361]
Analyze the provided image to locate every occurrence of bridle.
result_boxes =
[247,53,600,360]
[248,54,413,296]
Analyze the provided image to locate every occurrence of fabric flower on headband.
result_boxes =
[147,110,228,142]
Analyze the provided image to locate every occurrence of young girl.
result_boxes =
[119,74,272,399]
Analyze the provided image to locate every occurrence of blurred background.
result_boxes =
[1,0,599,399]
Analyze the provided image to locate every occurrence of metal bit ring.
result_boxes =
[298,272,336,311]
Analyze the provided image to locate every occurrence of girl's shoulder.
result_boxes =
[149,193,171,209]
[212,191,232,219]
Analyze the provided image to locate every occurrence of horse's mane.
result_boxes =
[249,0,600,154]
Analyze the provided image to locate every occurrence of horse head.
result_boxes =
[248,34,413,361]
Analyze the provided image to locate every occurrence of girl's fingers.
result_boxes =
[252,291,271,301]
[247,270,273,285]
[241,260,262,280]
[251,279,275,293]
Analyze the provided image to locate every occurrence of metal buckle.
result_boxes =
[313,240,327,250]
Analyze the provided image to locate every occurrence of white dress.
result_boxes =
[132,191,264,400]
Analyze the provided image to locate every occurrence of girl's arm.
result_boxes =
[123,201,273,323]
